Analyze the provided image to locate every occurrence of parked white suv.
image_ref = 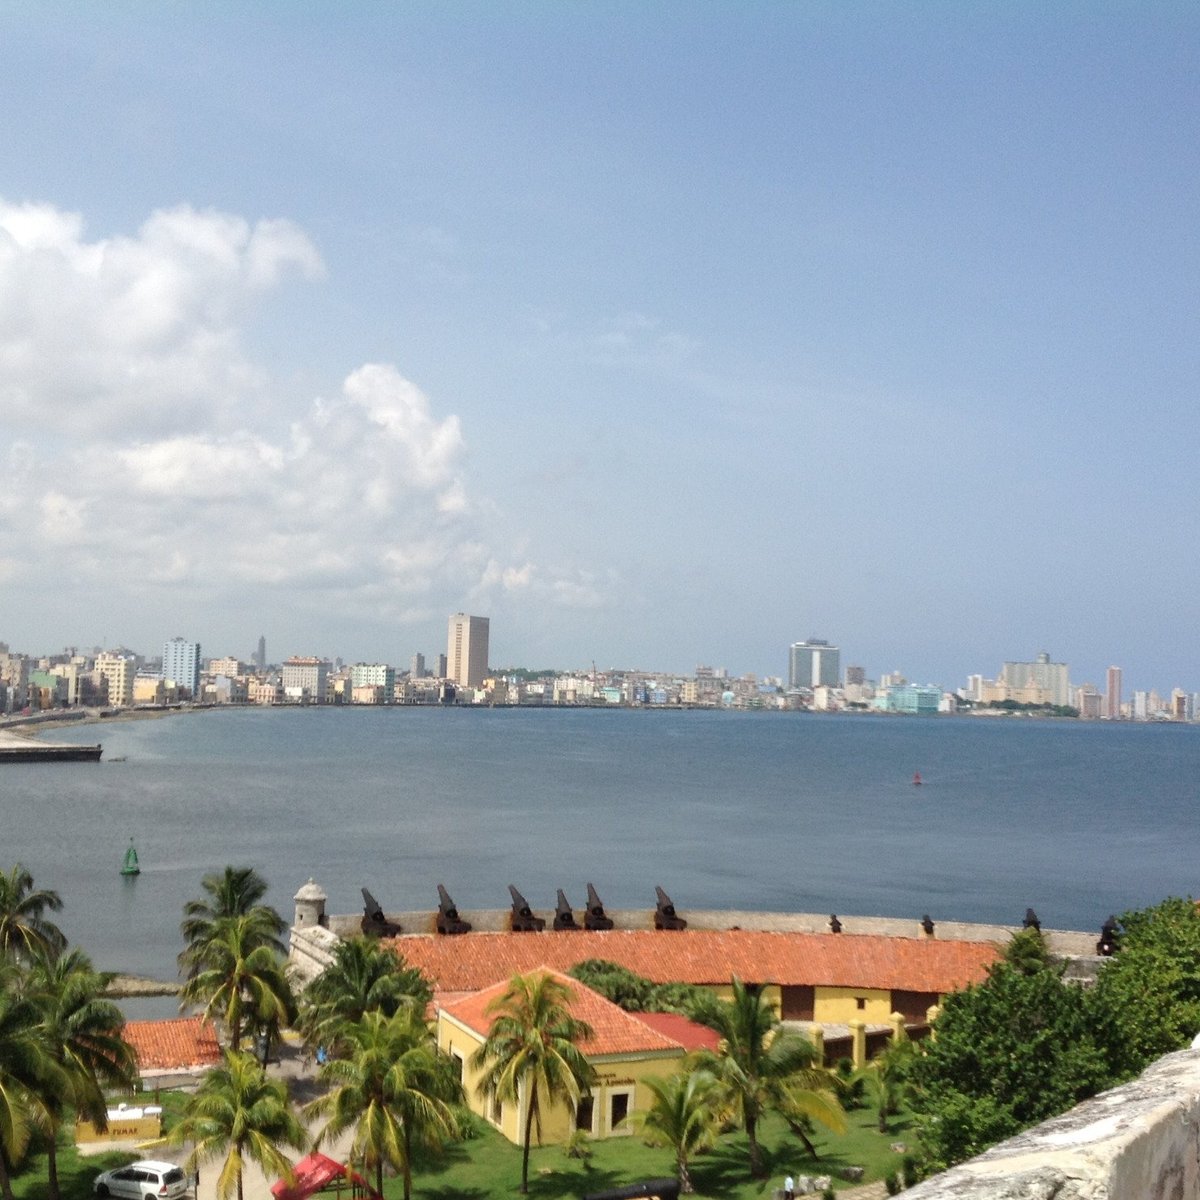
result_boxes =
[94,1161,188,1200]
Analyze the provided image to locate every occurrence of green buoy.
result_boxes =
[121,839,140,877]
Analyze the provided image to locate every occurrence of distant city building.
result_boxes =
[436,653,448,678]
[255,635,267,672]
[1000,652,1069,707]
[95,651,136,707]
[845,665,866,687]
[411,652,426,679]
[162,638,201,697]
[209,656,242,678]
[1075,684,1101,720]
[134,674,175,706]
[447,614,489,689]
[350,663,395,700]
[874,683,942,715]
[788,639,840,690]
[281,657,331,704]
[1105,666,1122,720]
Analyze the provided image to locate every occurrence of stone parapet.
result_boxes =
[301,903,1097,954]
[905,1049,1200,1199]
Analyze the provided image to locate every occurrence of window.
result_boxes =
[490,1093,503,1124]
[856,997,866,1010]
[450,1049,465,1084]
[576,1096,594,1133]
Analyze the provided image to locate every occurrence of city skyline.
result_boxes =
[2,621,1194,704]
[1,8,1198,688]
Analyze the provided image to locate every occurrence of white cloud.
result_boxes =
[0,199,575,650]
[0,200,322,437]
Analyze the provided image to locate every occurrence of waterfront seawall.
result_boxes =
[904,1048,1200,1200]
[0,729,102,762]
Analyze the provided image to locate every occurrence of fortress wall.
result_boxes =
[904,1049,1200,1200]
[308,905,1098,954]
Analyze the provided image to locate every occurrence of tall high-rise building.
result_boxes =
[1001,652,1070,707]
[436,653,448,678]
[447,613,490,689]
[788,639,840,690]
[255,635,267,672]
[411,653,426,679]
[1105,666,1122,720]
[162,637,201,697]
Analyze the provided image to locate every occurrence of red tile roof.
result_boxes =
[124,1017,222,1072]
[440,968,687,1057]
[631,1011,721,1052]
[389,929,998,995]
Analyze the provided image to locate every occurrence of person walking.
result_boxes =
[784,1174,795,1200]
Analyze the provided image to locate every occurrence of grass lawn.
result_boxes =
[7,1097,914,1200]
[404,1104,915,1199]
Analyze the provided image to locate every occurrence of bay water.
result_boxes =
[3,707,1198,996]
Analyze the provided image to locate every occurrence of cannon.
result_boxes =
[1023,907,1041,932]
[553,889,579,931]
[508,884,546,932]
[1097,914,1120,956]
[360,887,402,937]
[435,884,472,935]
[583,1181,680,1200]
[654,885,687,931]
[584,882,614,931]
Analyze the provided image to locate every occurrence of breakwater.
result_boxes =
[0,729,102,762]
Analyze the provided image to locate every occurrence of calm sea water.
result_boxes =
[4,708,1198,993]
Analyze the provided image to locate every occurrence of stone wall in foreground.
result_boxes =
[906,1048,1200,1199]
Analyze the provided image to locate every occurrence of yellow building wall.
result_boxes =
[75,1110,161,1145]
[813,986,893,1025]
[436,1013,685,1146]
[709,982,782,1016]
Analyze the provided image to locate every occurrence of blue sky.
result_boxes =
[1,3,1197,691]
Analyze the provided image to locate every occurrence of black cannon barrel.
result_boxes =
[554,889,578,930]
[582,1179,680,1200]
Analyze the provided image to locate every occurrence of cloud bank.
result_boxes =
[0,200,608,652]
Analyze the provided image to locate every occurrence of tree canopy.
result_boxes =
[0,865,65,963]
[1092,896,1200,1075]
[910,955,1116,1171]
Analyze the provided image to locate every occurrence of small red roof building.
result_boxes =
[123,1016,222,1075]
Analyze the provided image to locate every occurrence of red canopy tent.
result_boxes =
[271,1153,378,1200]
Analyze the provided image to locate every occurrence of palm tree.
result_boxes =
[27,948,137,1200]
[0,970,56,1200]
[470,972,596,1195]
[693,977,845,1178]
[180,913,296,1052]
[179,867,285,979]
[170,1051,306,1200]
[304,1009,460,1200]
[297,938,431,1057]
[0,864,65,962]
[860,1032,917,1133]
[635,1068,722,1194]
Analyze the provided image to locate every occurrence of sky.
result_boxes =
[0,2,1197,691]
